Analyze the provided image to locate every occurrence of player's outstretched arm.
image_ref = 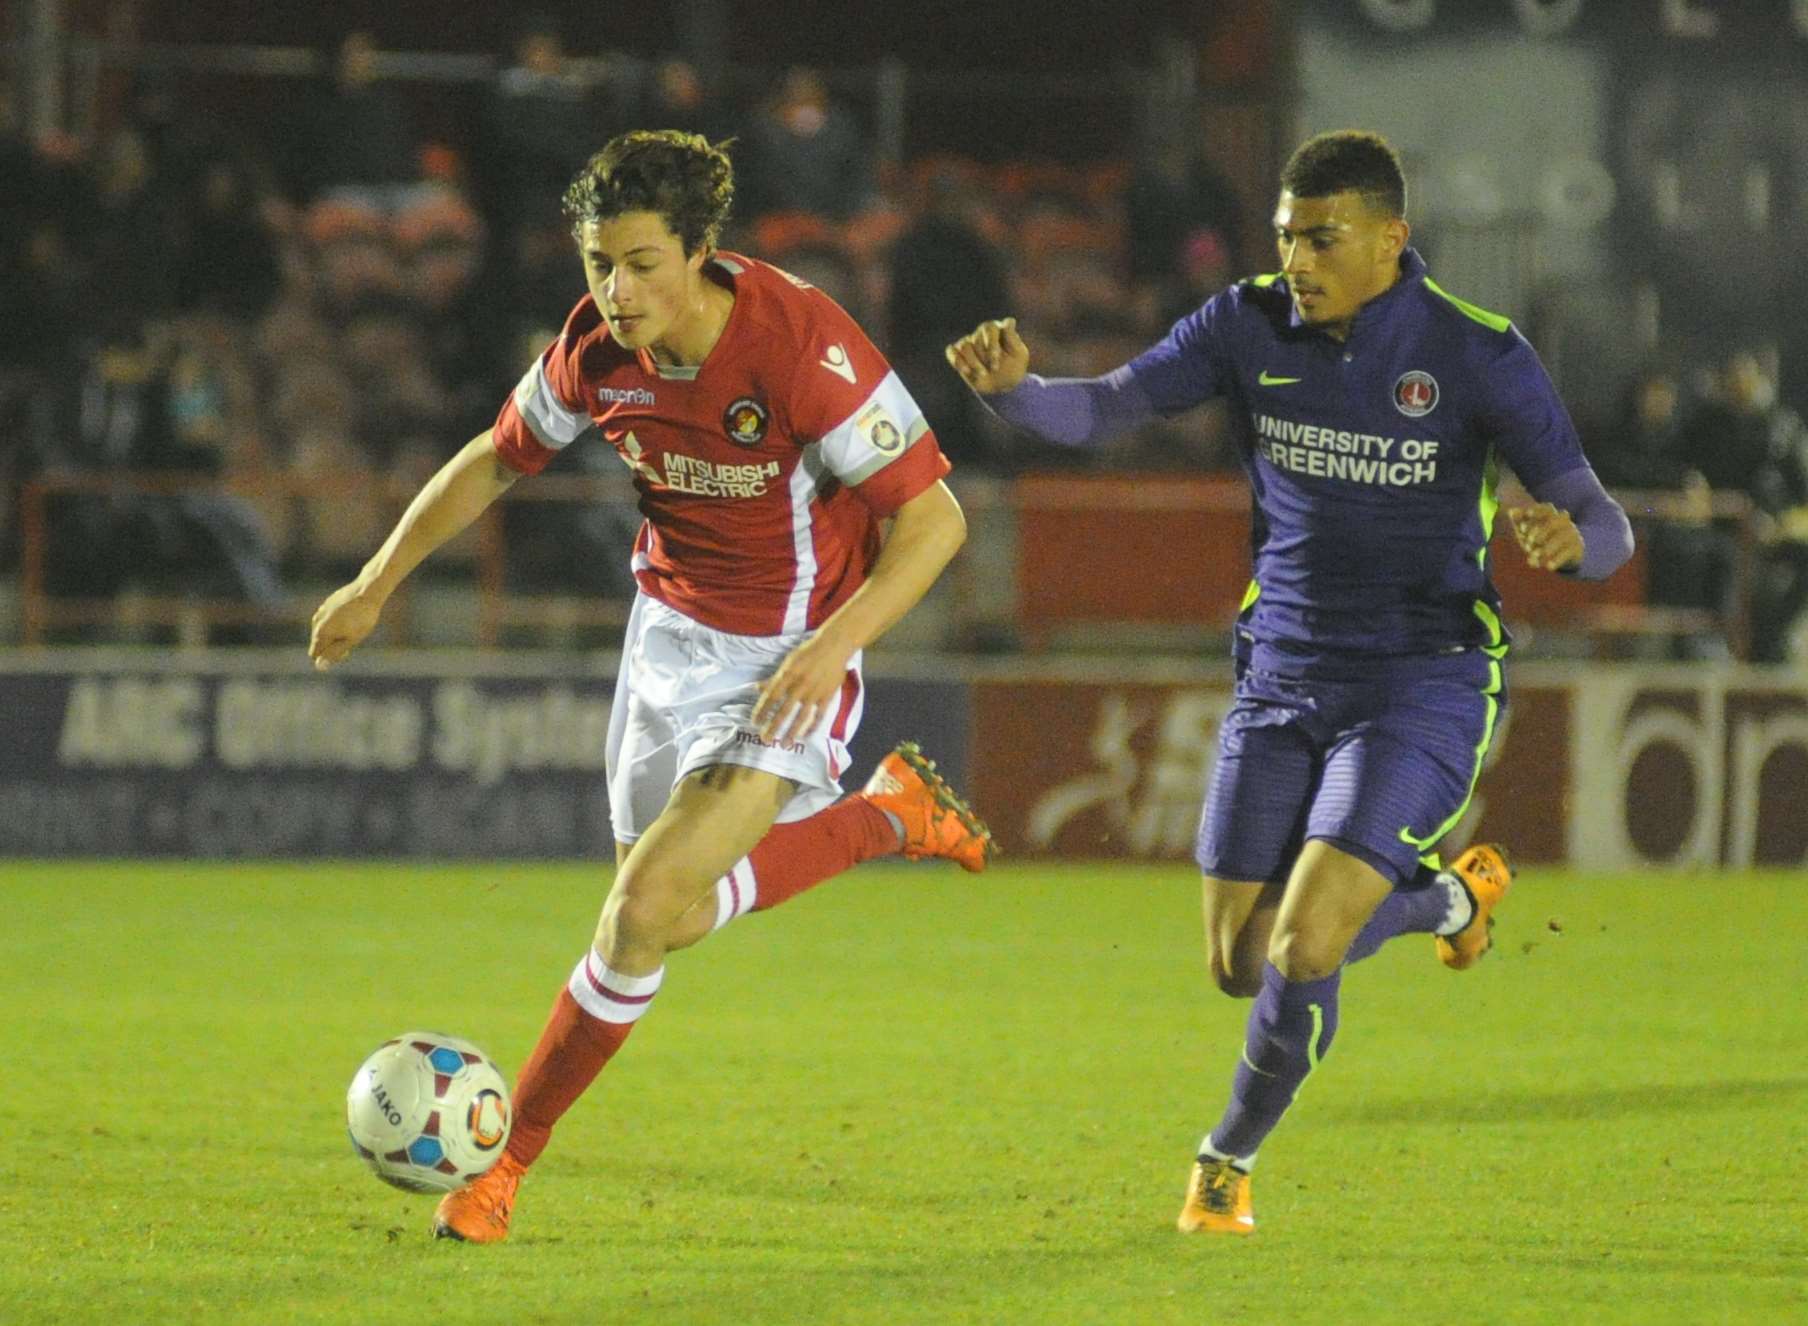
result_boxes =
[946,316,1159,449]
[753,480,966,743]
[309,430,521,670]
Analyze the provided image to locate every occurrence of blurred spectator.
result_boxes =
[887,169,1011,470]
[396,194,497,439]
[476,15,620,369]
[1127,135,1243,326]
[290,31,421,206]
[642,59,732,142]
[479,14,617,218]
[34,326,284,625]
[737,68,876,223]
[84,126,184,338]
[1591,367,1736,658]
[1686,348,1808,663]
[174,158,283,322]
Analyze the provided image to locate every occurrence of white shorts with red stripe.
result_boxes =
[606,592,865,843]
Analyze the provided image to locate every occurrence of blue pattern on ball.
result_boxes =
[427,1047,465,1074]
[407,1136,445,1166]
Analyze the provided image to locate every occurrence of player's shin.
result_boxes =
[1344,860,1479,965]
[1204,962,1341,1163]
[700,797,901,934]
[505,952,664,1167]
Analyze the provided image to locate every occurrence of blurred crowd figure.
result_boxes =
[1590,348,1808,663]
[3,39,1803,661]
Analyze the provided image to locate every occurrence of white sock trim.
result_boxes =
[568,952,665,1023]
[710,858,759,932]
[1435,873,1475,937]
[1199,1135,1256,1172]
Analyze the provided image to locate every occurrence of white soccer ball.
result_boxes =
[346,1032,513,1193]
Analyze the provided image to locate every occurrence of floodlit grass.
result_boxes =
[5,860,1805,1325]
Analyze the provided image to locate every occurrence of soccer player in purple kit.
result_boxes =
[947,131,1633,1234]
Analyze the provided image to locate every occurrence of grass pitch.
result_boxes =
[4,860,1805,1325]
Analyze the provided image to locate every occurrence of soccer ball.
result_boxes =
[346,1032,512,1193]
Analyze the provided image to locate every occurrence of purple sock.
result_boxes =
[1207,962,1341,1160]
[1344,881,1450,965]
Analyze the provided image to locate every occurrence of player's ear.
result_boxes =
[1384,216,1410,259]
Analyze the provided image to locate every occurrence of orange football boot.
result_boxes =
[1436,843,1514,970]
[858,742,994,873]
[1177,1155,1255,1235]
[432,1152,526,1243]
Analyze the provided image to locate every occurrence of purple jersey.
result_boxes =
[1134,249,1592,672]
[990,248,1632,678]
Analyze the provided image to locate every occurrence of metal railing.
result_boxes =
[15,471,1763,657]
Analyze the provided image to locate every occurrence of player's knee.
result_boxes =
[1267,926,1342,983]
[600,885,680,948]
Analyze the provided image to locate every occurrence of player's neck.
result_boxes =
[650,278,735,368]
[1325,264,1403,342]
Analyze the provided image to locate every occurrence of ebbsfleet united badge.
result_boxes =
[723,396,769,446]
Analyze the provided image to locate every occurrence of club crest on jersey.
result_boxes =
[1393,371,1439,418]
[856,403,904,455]
[723,396,770,446]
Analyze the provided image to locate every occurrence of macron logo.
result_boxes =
[819,344,857,384]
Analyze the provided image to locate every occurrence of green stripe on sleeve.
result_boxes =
[1423,276,1511,333]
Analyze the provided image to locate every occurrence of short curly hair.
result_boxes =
[561,130,735,255]
[1280,130,1406,219]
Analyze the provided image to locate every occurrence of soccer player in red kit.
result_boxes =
[308,131,992,1243]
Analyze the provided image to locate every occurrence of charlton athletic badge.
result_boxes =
[1393,370,1438,418]
[723,396,769,446]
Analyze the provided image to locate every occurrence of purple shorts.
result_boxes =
[1194,654,1504,887]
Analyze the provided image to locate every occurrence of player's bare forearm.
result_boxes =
[356,431,520,603]
[752,481,965,742]
[820,480,966,651]
[310,432,519,670]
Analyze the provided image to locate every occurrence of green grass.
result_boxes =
[4,862,1806,1326]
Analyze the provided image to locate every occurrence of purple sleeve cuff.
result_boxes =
[979,366,1156,448]
[1528,465,1635,581]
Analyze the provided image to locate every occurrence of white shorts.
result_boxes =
[606,593,866,843]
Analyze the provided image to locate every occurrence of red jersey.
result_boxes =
[491,253,950,636]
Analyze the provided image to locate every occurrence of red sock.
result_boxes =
[747,796,898,911]
[506,954,662,1167]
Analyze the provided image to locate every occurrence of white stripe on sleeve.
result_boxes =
[816,369,928,487]
[514,355,593,452]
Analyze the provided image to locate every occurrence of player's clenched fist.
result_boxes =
[945,317,1031,396]
[308,583,383,671]
[1507,501,1584,573]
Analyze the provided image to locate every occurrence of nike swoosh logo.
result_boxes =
[1258,371,1302,386]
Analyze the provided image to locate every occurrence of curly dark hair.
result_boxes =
[1280,130,1406,219]
[561,130,735,255]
